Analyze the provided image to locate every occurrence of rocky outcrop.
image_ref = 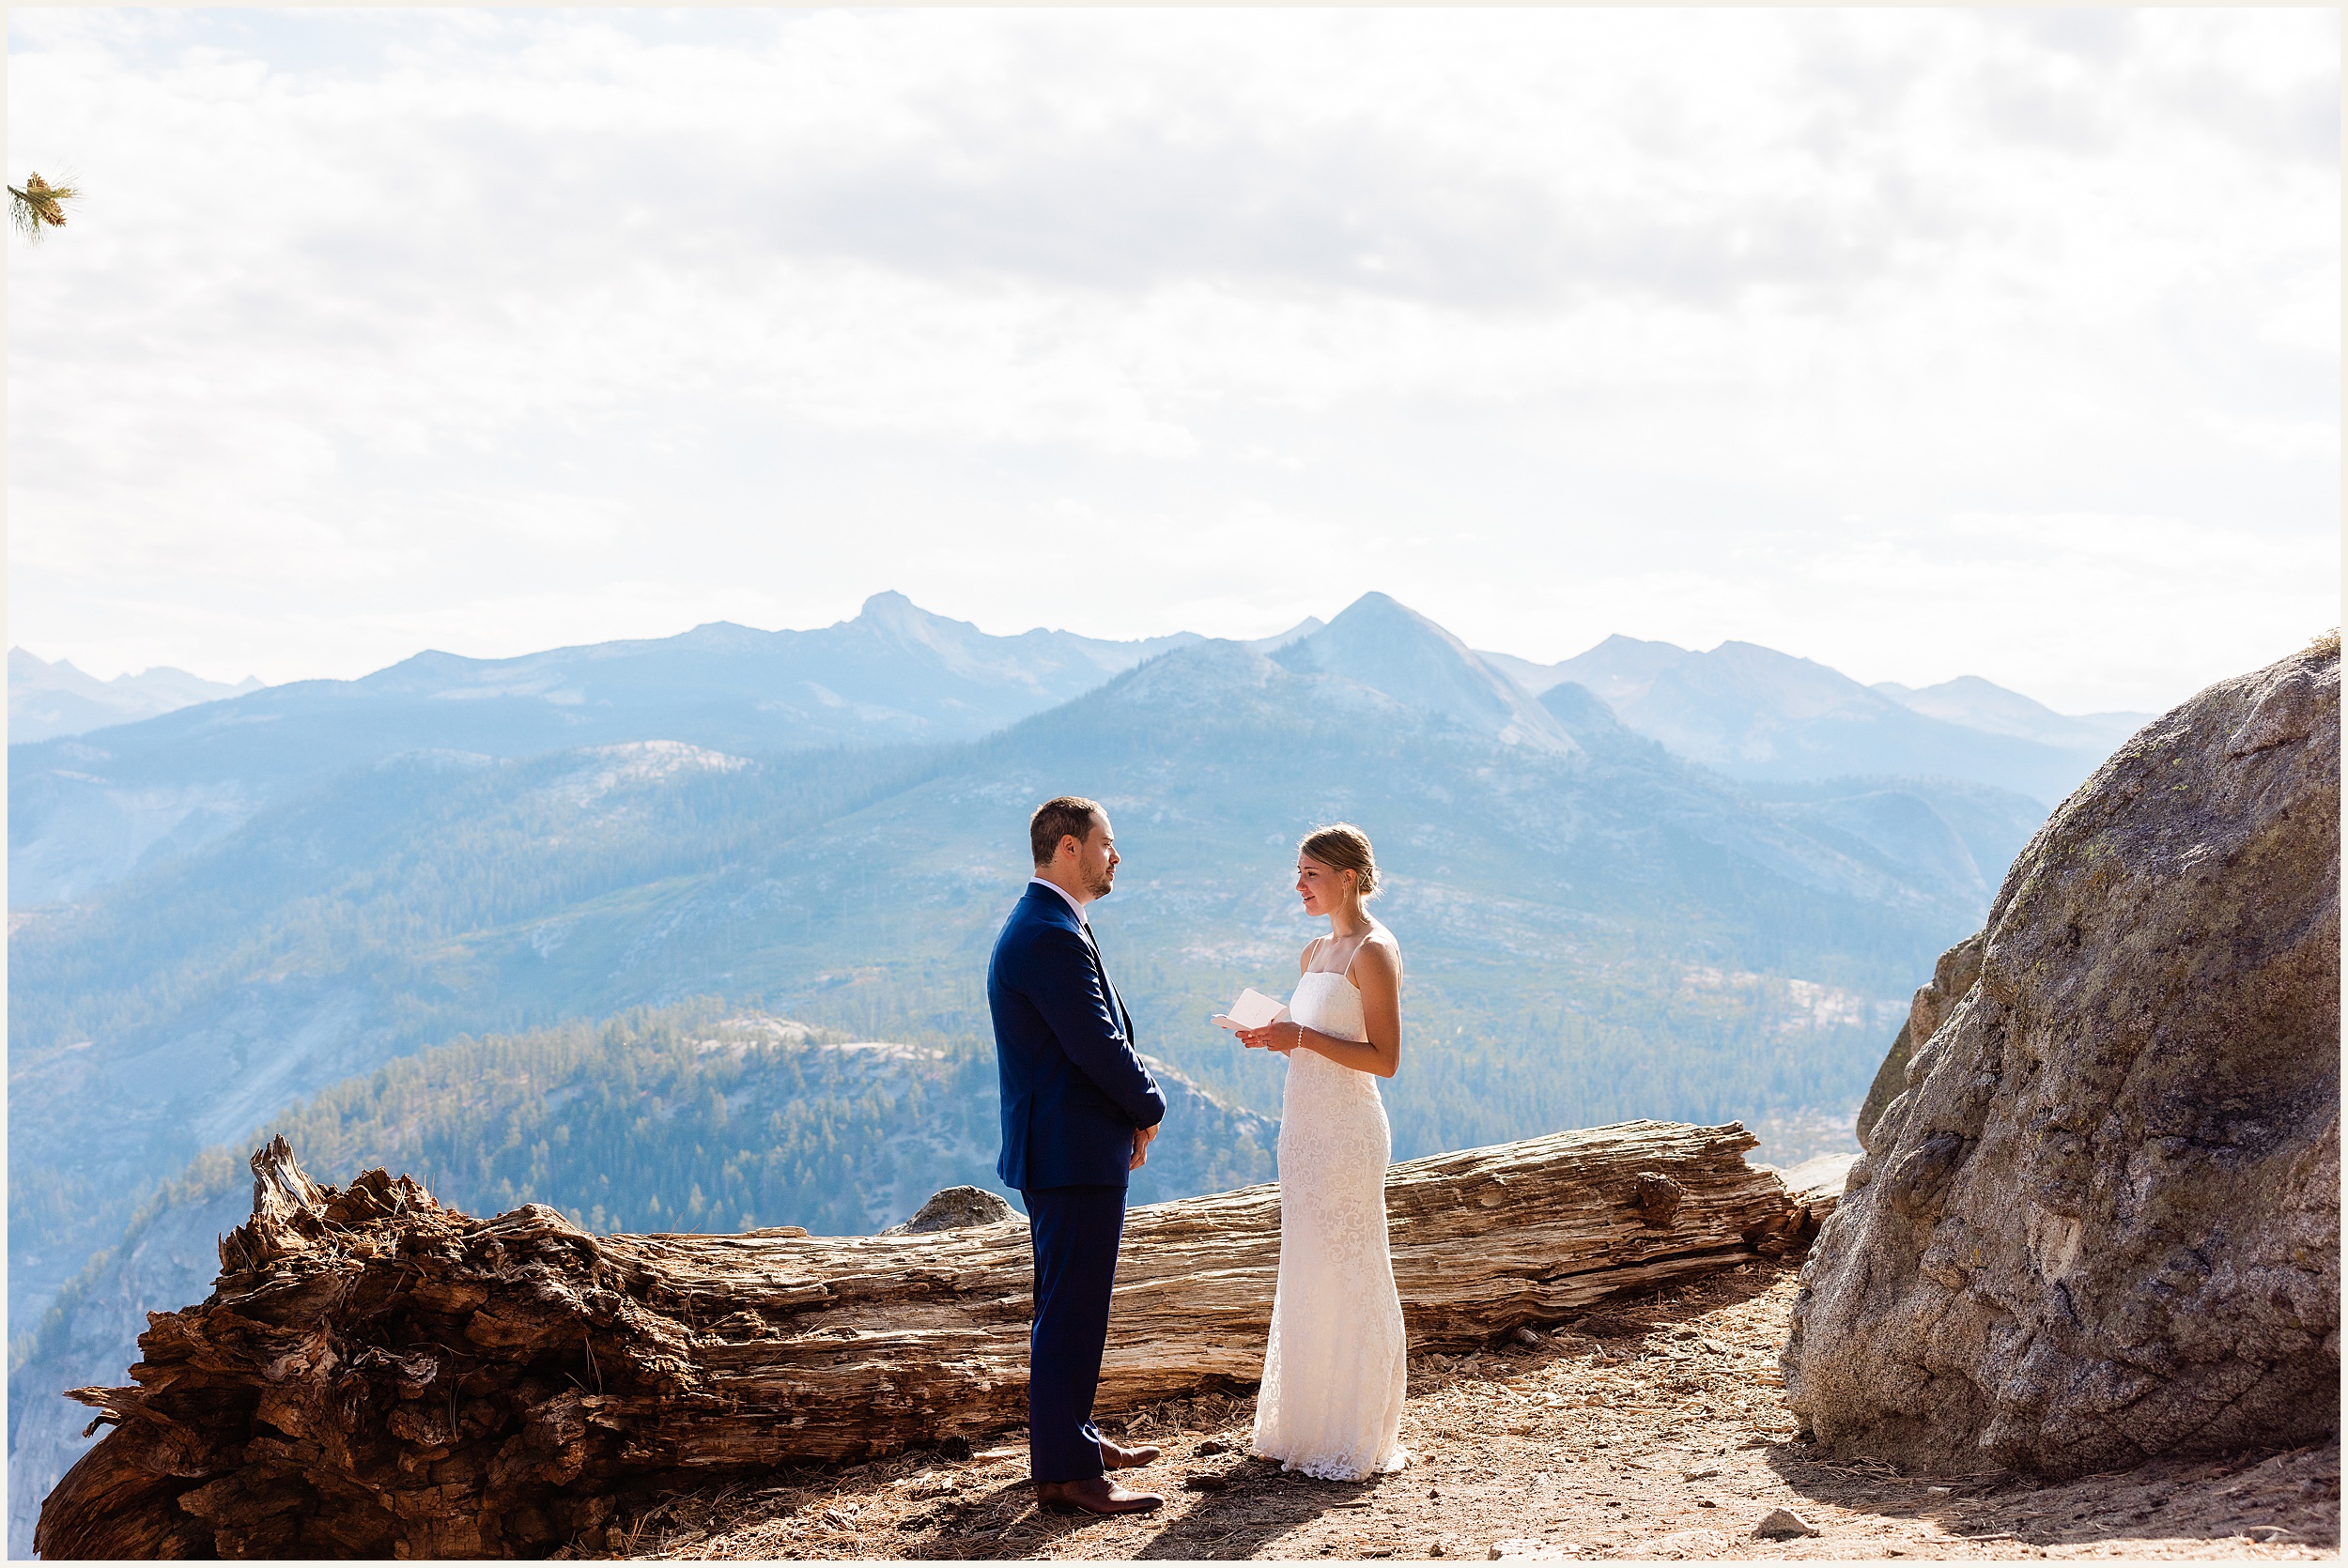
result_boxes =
[1786,634,2340,1475]
[880,1184,1014,1235]
[1854,933,1985,1151]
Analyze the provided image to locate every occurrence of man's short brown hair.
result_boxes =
[1030,795,1104,868]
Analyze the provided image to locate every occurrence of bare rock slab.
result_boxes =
[1787,634,2342,1477]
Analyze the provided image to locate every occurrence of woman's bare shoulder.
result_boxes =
[1351,929,1401,980]
[1298,936,1321,974]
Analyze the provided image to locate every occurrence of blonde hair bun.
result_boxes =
[1299,822,1379,899]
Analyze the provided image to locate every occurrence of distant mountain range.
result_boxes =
[6,587,2150,1549]
[8,647,264,745]
[1482,637,2148,802]
[1868,674,2149,751]
[6,595,1320,907]
[10,594,2136,911]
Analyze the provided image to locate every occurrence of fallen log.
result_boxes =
[39,1119,1804,1559]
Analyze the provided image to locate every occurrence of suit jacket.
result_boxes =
[990,883,1167,1191]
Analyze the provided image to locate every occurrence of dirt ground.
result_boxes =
[591,1260,2339,1561]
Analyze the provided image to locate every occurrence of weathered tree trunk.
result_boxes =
[39,1120,1810,1560]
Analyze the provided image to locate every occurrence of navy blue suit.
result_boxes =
[989,882,1167,1482]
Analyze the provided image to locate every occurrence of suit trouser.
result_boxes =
[1022,1183,1128,1483]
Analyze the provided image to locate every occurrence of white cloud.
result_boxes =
[7,8,2337,712]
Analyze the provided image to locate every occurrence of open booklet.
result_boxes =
[1213,987,1291,1032]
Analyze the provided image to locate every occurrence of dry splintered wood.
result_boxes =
[39,1119,1819,1560]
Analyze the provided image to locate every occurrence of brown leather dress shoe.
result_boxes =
[1034,1476,1165,1515]
[1096,1436,1162,1470]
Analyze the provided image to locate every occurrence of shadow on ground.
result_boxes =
[909,1462,1402,1561]
[1134,1465,1394,1560]
[1763,1439,2340,1554]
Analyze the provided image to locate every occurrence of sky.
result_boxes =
[7,8,2338,714]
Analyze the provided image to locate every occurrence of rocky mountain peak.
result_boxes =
[1276,592,1579,755]
[1547,633,1694,706]
[850,589,968,644]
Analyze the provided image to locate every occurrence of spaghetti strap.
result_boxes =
[1311,928,1373,976]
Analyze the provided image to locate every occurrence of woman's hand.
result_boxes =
[1235,1022,1300,1055]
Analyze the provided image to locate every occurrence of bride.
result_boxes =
[1232,822,1409,1481]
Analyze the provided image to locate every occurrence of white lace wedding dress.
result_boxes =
[1250,936,1410,1480]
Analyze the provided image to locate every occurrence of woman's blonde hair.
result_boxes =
[1298,822,1379,899]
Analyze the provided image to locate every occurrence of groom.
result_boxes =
[990,795,1169,1515]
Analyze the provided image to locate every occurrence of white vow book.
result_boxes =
[1213,987,1291,1032]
